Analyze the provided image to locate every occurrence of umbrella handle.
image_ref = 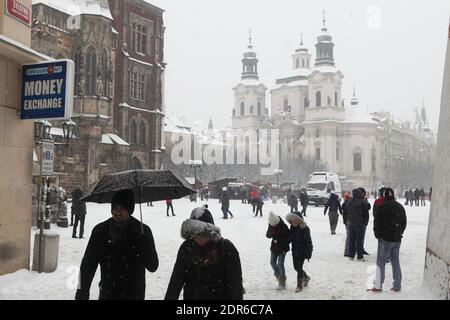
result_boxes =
[138,186,144,235]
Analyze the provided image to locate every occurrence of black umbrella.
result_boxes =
[80,170,197,232]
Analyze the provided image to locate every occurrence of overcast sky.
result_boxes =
[148,0,450,131]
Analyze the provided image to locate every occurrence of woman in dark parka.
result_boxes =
[165,205,244,300]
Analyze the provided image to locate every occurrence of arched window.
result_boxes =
[240,102,245,116]
[101,49,108,97]
[283,98,289,112]
[304,97,309,109]
[250,105,254,114]
[316,91,321,107]
[257,102,261,116]
[354,153,362,171]
[130,119,137,145]
[140,122,147,146]
[85,47,97,96]
[335,92,338,107]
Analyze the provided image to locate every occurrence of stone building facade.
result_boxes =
[31,0,135,195]
[109,0,166,171]
[230,18,436,191]
[0,0,49,275]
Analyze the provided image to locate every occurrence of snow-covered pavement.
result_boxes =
[0,198,435,300]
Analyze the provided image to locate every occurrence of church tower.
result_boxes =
[232,31,268,129]
[315,10,336,67]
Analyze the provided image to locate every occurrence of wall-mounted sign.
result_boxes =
[4,0,31,26]
[20,59,74,121]
[41,139,55,177]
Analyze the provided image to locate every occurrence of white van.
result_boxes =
[306,172,342,206]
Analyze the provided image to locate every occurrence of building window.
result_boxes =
[250,106,254,114]
[336,148,339,161]
[316,148,321,161]
[296,59,299,68]
[130,120,137,145]
[132,22,148,55]
[140,122,147,146]
[371,148,376,171]
[302,59,305,68]
[240,102,245,116]
[283,98,290,113]
[233,109,236,117]
[316,91,321,107]
[130,70,145,101]
[101,50,109,97]
[335,92,338,107]
[315,128,320,138]
[304,97,309,109]
[354,153,362,171]
[257,102,262,116]
[85,47,97,96]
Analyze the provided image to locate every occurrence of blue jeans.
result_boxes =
[375,240,402,290]
[348,224,365,259]
[270,251,286,280]
[344,224,350,256]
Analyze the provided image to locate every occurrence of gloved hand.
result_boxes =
[75,289,89,300]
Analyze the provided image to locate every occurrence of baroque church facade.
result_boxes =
[231,19,436,191]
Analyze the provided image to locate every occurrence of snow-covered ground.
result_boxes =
[0,198,435,300]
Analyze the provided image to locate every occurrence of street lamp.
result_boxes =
[189,160,202,202]
[273,169,284,198]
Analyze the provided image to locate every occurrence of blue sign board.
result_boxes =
[20,59,74,120]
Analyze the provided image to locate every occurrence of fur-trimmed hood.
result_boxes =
[181,219,222,242]
[286,213,307,229]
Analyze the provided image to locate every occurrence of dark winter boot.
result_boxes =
[295,278,304,293]
[277,276,287,290]
[303,273,311,288]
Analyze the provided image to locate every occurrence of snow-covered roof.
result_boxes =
[100,134,114,145]
[342,106,379,125]
[185,178,195,185]
[314,65,338,73]
[276,79,308,88]
[107,133,129,146]
[50,127,78,139]
[164,114,192,134]
[239,79,264,86]
[33,0,113,20]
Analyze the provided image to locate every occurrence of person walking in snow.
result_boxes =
[359,187,371,256]
[250,187,258,214]
[286,212,313,293]
[165,205,244,300]
[166,199,175,217]
[288,193,299,213]
[414,188,420,207]
[299,188,309,217]
[343,189,369,261]
[369,188,407,293]
[71,187,87,239]
[324,193,342,235]
[420,188,426,207]
[221,188,234,219]
[342,192,352,257]
[254,193,264,217]
[75,190,159,300]
[266,211,291,290]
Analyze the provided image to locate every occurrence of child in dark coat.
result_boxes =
[286,212,313,292]
[266,211,291,290]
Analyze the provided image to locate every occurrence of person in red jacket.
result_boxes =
[373,188,386,216]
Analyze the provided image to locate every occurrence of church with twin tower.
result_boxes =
[230,14,435,190]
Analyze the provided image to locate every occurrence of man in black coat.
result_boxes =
[414,188,420,207]
[289,193,299,213]
[75,190,159,300]
[299,189,309,217]
[165,205,244,300]
[369,188,407,293]
[221,188,234,219]
[71,187,87,239]
[343,189,369,261]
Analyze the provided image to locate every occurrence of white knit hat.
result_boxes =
[268,211,281,227]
